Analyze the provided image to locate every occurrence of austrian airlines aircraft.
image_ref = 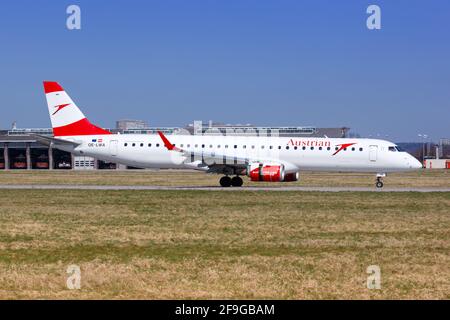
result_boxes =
[39,81,422,188]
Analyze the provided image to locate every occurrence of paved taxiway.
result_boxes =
[0,184,449,192]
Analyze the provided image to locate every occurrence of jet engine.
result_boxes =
[283,172,299,182]
[247,162,285,182]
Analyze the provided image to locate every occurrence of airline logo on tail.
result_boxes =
[52,103,71,115]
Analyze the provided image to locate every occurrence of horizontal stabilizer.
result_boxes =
[30,134,81,147]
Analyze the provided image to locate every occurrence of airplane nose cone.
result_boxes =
[409,156,423,169]
[413,158,423,169]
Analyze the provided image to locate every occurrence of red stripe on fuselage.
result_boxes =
[53,118,111,136]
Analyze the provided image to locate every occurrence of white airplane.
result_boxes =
[38,81,422,188]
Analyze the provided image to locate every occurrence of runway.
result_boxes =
[0,184,449,192]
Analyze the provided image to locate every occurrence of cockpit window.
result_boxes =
[388,146,403,152]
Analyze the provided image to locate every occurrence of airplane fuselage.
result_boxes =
[57,134,422,173]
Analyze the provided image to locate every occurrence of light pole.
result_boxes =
[418,134,428,167]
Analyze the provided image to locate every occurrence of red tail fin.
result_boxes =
[43,81,111,136]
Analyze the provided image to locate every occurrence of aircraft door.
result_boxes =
[110,140,118,156]
[369,145,378,162]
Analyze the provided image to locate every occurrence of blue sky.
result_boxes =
[0,0,449,141]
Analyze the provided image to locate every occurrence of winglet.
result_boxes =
[157,131,181,152]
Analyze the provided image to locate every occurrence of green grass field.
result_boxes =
[0,169,448,187]
[0,171,449,299]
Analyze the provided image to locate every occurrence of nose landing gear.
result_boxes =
[219,176,243,187]
[376,179,384,188]
[375,173,386,188]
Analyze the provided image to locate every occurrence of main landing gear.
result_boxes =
[219,176,243,187]
[375,173,386,188]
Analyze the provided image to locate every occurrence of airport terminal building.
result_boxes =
[0,121,350,170]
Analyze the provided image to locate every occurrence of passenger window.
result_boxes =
[243,145,246,149]
[351,147,355,151]
[180,144,184,148]
[319,147,322,150]
[261,145,265,149]
[132,143,136,147]
[148,143,151,147]
[359,147,363,151]
[156,143,160,147]
[302,146,306,150]
[310,147,314,150]
[286,146,289,150]
[278,146,281,150]
[234,145,237,149]
[124,143,128,147]
[140,143,144,147]
[270,146,273,149]
[202,144,205,148]
[294,146,298,150]
[327,147,330,151]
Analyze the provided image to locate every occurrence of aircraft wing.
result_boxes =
[157,131,298,174]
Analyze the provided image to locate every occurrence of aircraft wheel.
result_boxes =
[220,176,232,187]
[376,181,384,188]
[231,176,243,187]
